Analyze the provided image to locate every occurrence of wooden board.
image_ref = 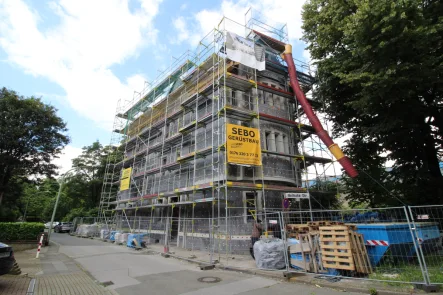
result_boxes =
[320,242,352,250]
[322,258,355,270]
[307,221,327,226]
[322,248,353,256]
[319,225,350,232]
[345,224,357,231]
[355,233,372,274]
[350,232,364,273]
[290,243,311,253]
[287,224,310,232]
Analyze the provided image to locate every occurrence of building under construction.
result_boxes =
[98,12,357,253]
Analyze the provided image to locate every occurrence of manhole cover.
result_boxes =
[197,277,222,283]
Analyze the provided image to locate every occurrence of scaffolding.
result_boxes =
[99,11,340,256]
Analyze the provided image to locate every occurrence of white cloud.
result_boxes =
[0,0,162,129]
[52,145,83,175]
[171,16,189,44]
[173,0,307,47]
[303,49,311,63]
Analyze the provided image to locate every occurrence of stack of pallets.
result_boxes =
[319,225,355,271]
[286,221,372,274]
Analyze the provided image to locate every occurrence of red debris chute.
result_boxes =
[282,44,358,178]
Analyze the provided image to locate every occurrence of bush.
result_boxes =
[0,222,45,241]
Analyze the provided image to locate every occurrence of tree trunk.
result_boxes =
[0,191,3,206]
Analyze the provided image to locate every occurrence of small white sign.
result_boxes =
[284,193,310,200]
[269,220,278,224]
[417,215,429,220]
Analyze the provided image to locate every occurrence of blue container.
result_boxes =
[356,222,439,266]
[110,231,118,241]
[127,234,146,248]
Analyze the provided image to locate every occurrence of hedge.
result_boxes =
[0,222,45,241]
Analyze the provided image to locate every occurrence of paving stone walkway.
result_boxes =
[35,243,117,295]
[0,248,38,295]
[0,275,31,295]
[36,272,116,295]
[0,243,116,295]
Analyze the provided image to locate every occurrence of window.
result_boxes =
[258,90,264,105]
[244,167,254,177]
[228,164,239,177]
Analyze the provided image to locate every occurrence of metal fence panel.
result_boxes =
[281,207,427,285]
[70,205,443,287]
[408,205,443,285]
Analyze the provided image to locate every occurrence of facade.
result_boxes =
[99,16,337,253]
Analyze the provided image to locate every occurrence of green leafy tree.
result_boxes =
[302,0,443,205]
[310,179,342,209]
[19,179,55,221]
[0,88,69,205]
[0,177,26,221]
[71,141,112,207]
[60,141,120,220]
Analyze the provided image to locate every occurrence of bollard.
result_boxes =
[36,234,44,258]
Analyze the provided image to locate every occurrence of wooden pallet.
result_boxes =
[307,221,344,226]
[287,224,310,230]
[328,221,344,226]
[287,224,310,234]
[350,232,372,274]
[307,221,327,227]
[345,224,357,231]
[319,226,355,271]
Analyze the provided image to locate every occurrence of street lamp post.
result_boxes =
[23,195,30,222]
[47,168,78,243]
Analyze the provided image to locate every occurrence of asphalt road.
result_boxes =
[51,233,361,295]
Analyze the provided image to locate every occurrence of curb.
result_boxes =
[26,278,36,295]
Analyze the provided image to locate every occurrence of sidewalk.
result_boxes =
[136,241,432,294]
[1,244,117,295]
[0,249,38,295]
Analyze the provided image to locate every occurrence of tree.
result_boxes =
[71,141,113,207]
[309,178,342,209]
[20,178,59,221]
[0,88,69,205]
[302,1,443,205]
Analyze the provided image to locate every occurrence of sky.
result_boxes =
[0,0,311,173]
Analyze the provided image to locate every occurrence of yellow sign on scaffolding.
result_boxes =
[120,167,132,191]
[226,124,262,166]
[120,178,130,191]
[121,167,132,179]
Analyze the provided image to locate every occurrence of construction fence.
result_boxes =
[71,205,443,286]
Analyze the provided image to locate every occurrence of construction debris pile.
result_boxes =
[75,224,100,238]
[286,221,372,275]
